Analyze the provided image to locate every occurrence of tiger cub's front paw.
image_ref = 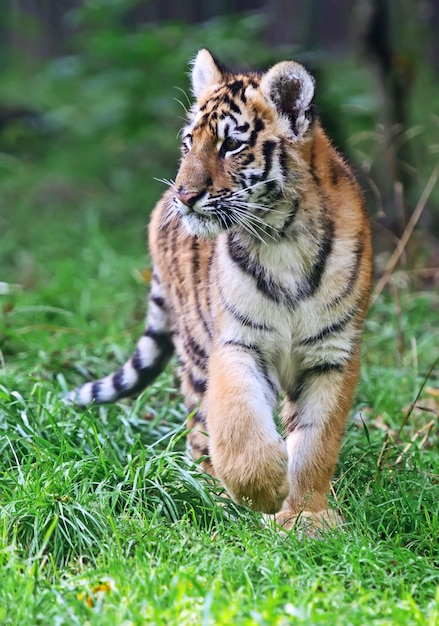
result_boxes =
[274,508,343,538]
[212,435,289,514]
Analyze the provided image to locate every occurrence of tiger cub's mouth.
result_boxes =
[173,194,225,238]
[172,183,282,242]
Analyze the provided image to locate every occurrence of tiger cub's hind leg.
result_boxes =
[186,408,215,476]
[276,355,361,534]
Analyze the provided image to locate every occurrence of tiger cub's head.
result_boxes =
[172,49,315,239]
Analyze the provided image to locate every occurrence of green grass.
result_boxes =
[1,200,438,624]
[1,17,438,620]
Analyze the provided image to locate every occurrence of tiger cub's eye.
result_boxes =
[182,135,192,154]
[221,136,244,154]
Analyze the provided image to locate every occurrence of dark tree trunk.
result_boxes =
[364,0,415,234]
[9,0,81,60]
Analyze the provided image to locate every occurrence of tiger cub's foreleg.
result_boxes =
[276,352,361,531]
[206,342,289,514]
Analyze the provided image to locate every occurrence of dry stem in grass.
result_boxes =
[377,355,439,471]
[372,161,439,303]
[394,419,436,466]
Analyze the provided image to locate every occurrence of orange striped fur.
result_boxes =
[68,50,372,532]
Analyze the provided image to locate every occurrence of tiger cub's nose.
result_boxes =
[176,188,204,208]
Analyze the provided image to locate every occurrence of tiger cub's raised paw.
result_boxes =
[213,435,289,514]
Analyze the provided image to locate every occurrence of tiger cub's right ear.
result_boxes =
[260,61,315,138]
[191,49,224,99]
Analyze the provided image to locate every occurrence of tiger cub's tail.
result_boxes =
[65,270,174,406]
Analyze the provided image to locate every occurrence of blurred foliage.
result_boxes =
[0,8,277,284]
[1,9,273,185]
[0,0,438,288]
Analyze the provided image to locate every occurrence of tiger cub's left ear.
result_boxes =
[191,49,224,99]
[260,61,315,138]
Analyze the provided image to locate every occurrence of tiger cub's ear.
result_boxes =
[260,61,315,138]
[191,49,224,99]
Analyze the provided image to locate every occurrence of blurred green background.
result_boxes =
[1,0,438,289]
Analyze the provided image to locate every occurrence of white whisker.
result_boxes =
[225,207,278,243]
[231,215,266,243]
[231,199,286,215]
[159,197,182,232]
[173,98,189,115]
[237,219,271,244]
[154,177,175,188]
[234,178,277,195]
[225,203,281,231]
[174,86,193,110]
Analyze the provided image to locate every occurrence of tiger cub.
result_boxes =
[68,49,372,531]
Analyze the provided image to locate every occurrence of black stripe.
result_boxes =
[191,238,212,338]
[189,372,207,395]
[91,381,102,402]
[170,228,187,311]
[262,140,276,180]
[228,99,241,115]
[288,363,344,403]
[117,351,173,400]
[198,112,211,128]
[310,142,320,185]
[279,139,289,181]
[328,237,365,307]
[180,331,208,372]
[218,282,273,331]
[225,304,273,331]
[184,333,208,361]
[190,410,207,426]
[190,237,199,277]
[242,153,255,166]
[329,155,343,186]
[329,153,355,186]
[284,409,311,434]
[131,347,144,371]
[132,329,174,373]
[284,408,316,434]
[307,216,334,293]
[113,367,126,392]
[285,409,299,434]
[143,328,172,342]
[190,441,210,458]
[227,80,244,96]
[219,108,236,123]
[279,198,299,238]
[223,339,257,352]
[300,309,356,346]
[222,339,278,402]
[131,330,174,373]
[216,208,236,230]
[206,240,216,323]
[249,117,264,147]
[227,233,294,305]
[297,215,334,300]
[151,295,166,309]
